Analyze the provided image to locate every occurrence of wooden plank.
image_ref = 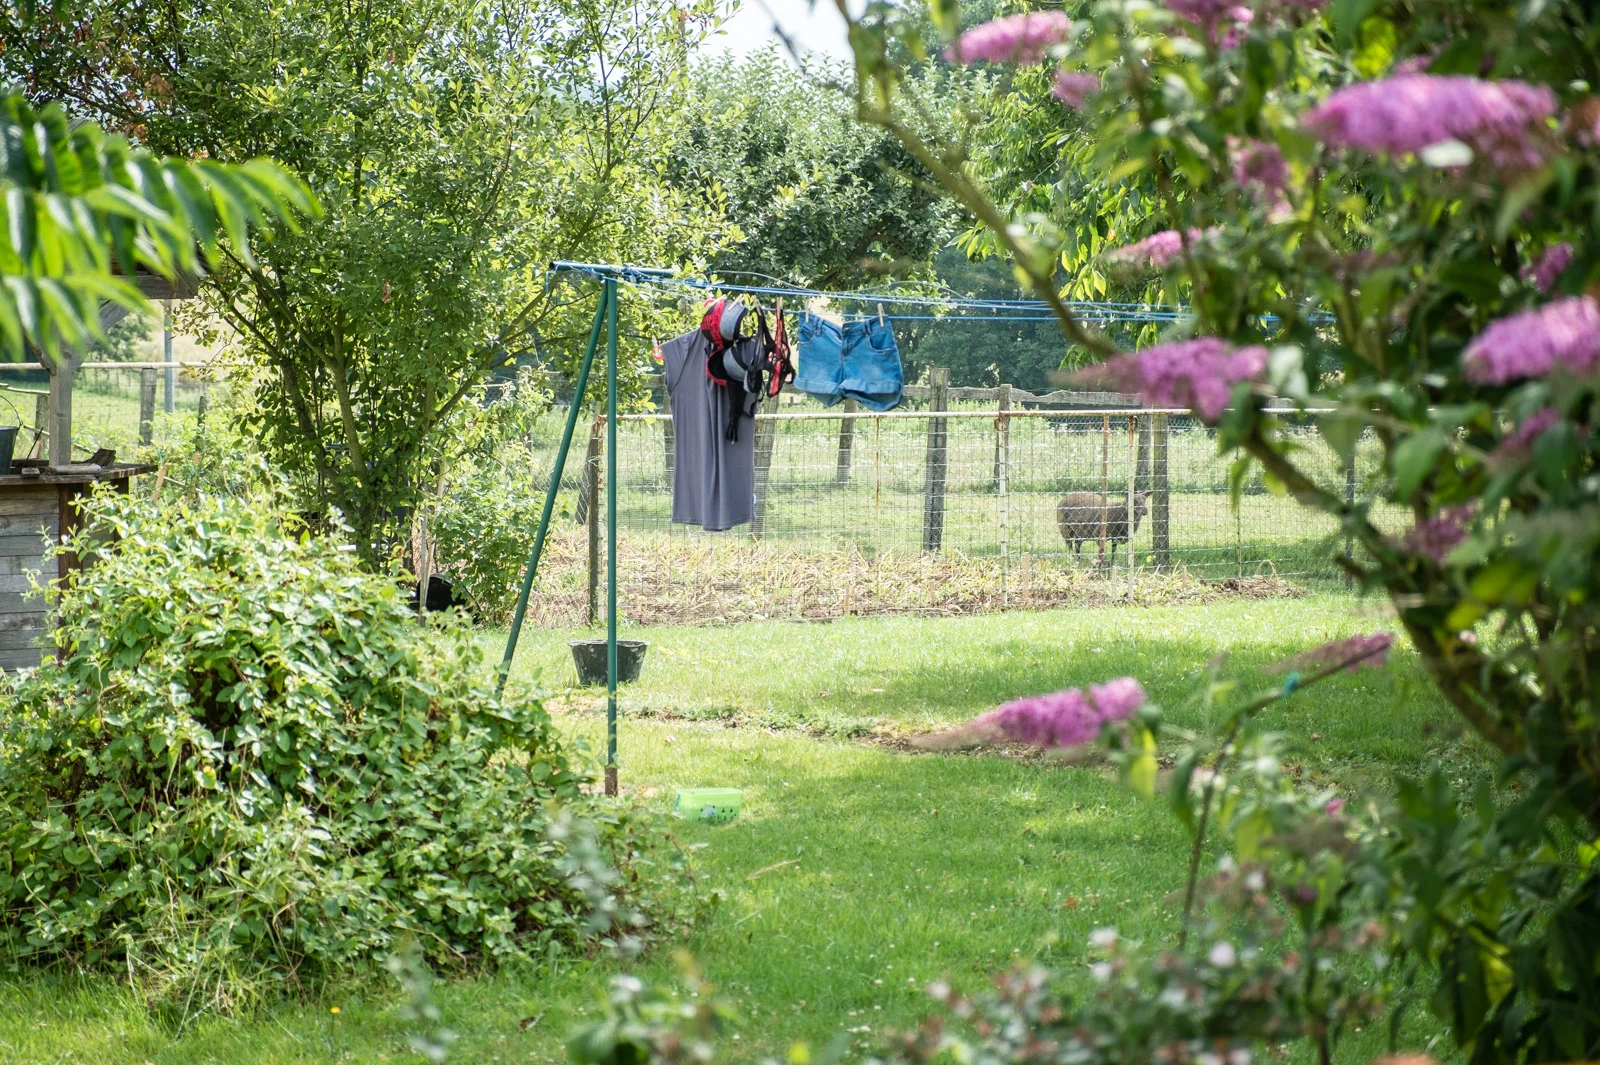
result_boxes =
[0,628,46,652]
[0,646,45,670]
[0,553,48,576]
[0,534,54,557]
[0,612,46,633]
[0,512,56,536]
[921,368,950,553]
[0,490,58,517]
[0,574,41,594]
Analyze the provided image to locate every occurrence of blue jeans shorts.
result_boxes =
[794,314,905,412]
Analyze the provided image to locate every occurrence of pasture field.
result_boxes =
[0,595,1478,1065]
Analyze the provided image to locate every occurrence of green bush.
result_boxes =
[0,490,625,1011]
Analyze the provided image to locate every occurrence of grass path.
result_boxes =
[0,595,1476,1064]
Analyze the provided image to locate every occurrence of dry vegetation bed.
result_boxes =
[520,526,1305,628]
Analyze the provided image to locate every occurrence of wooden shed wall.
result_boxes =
[0,487,58,670]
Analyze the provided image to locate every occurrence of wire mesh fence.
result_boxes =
[0,364,214,458]
[517,388,1402,628]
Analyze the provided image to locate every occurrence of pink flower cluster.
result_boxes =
[1523,243,1573,294]
[1275,633,1395,675]
[1053,71,1100,108]
[1461,296,1600,385]
[1493,407,1564,462]
[946,12,1072,64]
[1231,137,1290,212]
[1303,74,1557,170]
[1103,229,1212,269]
[1086,338,1269,422]
[978,678,1148,749]
[1403,503,1479,565]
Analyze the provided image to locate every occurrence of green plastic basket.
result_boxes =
[674,787,742,824]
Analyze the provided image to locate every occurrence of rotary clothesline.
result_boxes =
[498,261,1309,799]
[549,260,1193,323]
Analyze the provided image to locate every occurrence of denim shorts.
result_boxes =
[794,314,905,412]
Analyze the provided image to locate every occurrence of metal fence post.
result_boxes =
[1126,416,1137,597]
[585,415,603,624]
[921,368,950,553]
[604,277,620,798]
[1098,413,1110,572]
[1153,413,1171,569]
[138,369,157,445]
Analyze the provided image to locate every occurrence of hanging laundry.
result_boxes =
[794,313,905,412]
[662,328,758,532]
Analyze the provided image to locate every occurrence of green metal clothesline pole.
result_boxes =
[604,277,620,798]
[496,284,611,695]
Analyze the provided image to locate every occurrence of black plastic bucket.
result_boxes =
[569,639,649,686]
[0,425,16,476]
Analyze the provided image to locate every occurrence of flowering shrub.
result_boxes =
[0,491,681,1018]
[812,1,1600,1063]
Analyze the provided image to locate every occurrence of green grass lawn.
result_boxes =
[0,594,1477,1064]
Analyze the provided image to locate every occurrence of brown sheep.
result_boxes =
[1057,491,1151,564]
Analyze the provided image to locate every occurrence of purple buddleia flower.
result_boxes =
[1269,633,1394,675]
[1523,243,1573,294]
[1082,338,1269,422]
[976,678,1148,750]
[1230,137,1290,213]
[1492,407,1564,463]
[946,12,1073,64]
[1403,503,1479,565]
[1303,75,1557,170]
[1102,228,1214,269]
[1461,296,1600,384]
[1053,71,1100,108]
[1167,0,1237,29]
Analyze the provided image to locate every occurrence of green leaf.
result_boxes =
[1125,726,1157,800]
[1391,429,1447,502]
[929,0,960,40]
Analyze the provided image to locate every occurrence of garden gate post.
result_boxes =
[997,389,1011,608]
[834,399,858,485]
[29,393,48,458]
[139,369,157,445]
[1152,413,1171,568]
[1097,414,1110,573]
[497,284,610,695]
[751,392,783,539]
[921,367,950,553]
[163,300,175,414]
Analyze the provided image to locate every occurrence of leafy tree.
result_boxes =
[670,47,957,288]
[824,1,1600,1063]
[6,0,730,558]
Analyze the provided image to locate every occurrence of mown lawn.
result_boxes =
[0,594,1478,1064]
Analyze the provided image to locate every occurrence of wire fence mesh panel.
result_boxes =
[0,364,215,457]
[517,392,1402,629]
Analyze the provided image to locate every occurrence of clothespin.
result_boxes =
[878,303,886,326]
[650,336,663,365]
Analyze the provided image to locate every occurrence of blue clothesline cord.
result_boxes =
[548,262,1331,326]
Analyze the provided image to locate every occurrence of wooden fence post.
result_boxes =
[1097,413,1110,572]
[992,384,1012,488]
[1152,413,1170,568]
[921,367,950,553]
[585,415,602,625]
[1344,450,1356,590]
[751,393,782,539]
[28,393,48,459]
[834,399,859,485]
[138,369,157,445]
[660,382,675,483]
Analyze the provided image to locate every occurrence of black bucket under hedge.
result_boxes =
[569,639,649,686]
